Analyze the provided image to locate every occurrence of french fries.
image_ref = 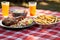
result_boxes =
[35,14,60,25]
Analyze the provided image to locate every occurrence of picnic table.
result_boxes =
[0,7,60,40]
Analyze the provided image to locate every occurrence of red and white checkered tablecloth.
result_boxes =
[0,7,60,40]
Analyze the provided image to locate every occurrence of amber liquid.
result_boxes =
[2,4,9,17]
[29,6,36,16]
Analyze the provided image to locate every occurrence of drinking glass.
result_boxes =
[29,2,37,16]
[1,1,10,17]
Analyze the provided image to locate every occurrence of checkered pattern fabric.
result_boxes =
[0,7,60,40]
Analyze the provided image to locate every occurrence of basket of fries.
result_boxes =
[34,14,60,28]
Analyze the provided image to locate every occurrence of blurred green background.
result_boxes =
[0,0,60,12]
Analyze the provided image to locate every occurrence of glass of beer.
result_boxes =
[1,1,10,17]
[29,2,37,16]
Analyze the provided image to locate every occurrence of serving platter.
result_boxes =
[0,19,35,29]
[0,8,36,29]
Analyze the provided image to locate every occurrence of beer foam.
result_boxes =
[1,2,9,5]
[29,2,37,6]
